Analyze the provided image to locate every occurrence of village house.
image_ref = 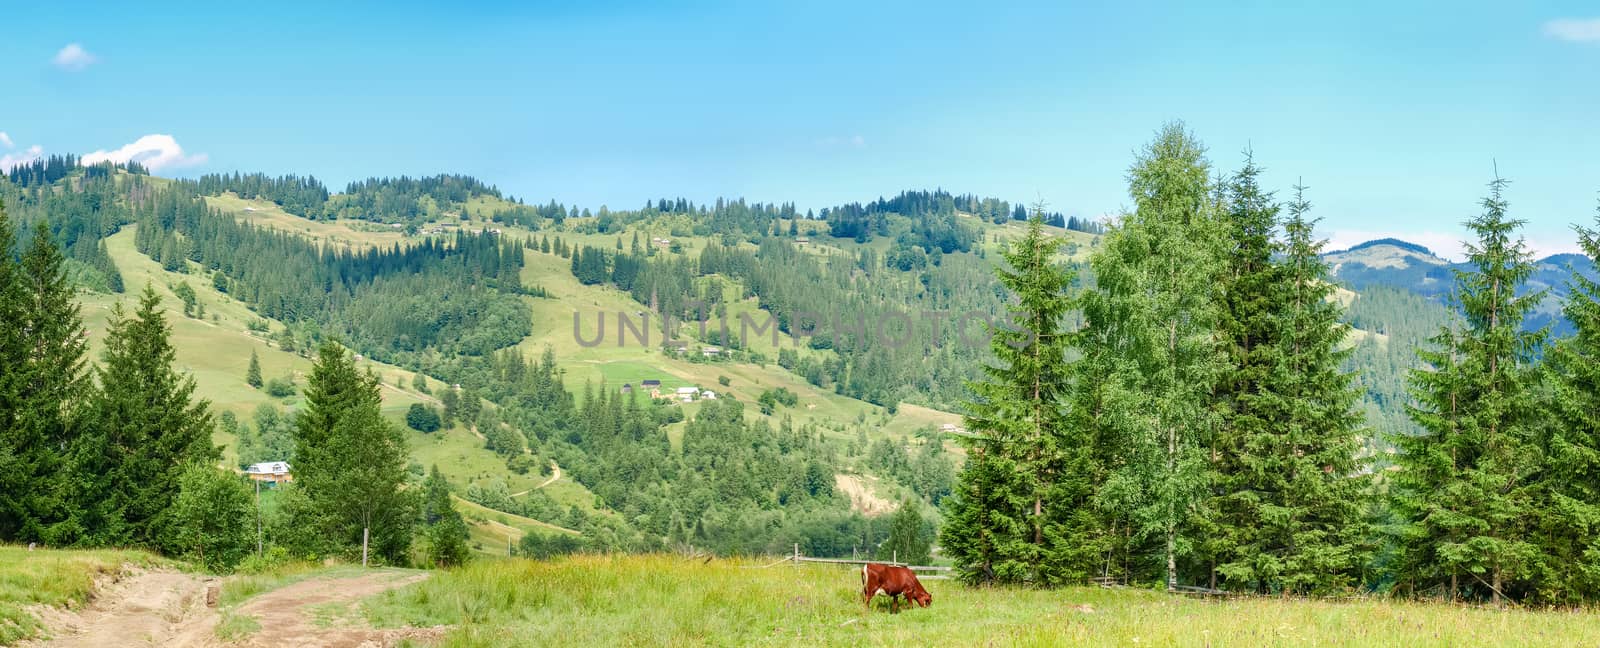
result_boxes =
[701,346,721,357]
[701,390,717,400]
[245,461,292,484]
[676,386,699,402]
[621,383,633,394]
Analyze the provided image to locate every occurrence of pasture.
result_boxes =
[359,554,1600,647]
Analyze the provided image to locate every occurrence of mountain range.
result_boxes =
[1324,238,1595,335]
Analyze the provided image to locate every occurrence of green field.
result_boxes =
[11,546,1599,647]
[359,554,1600,647]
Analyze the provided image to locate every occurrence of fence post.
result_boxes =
[793,543,800,567]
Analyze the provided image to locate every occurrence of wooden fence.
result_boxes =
[783,544,955,580]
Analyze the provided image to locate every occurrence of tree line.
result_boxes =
[943,123,1600,605]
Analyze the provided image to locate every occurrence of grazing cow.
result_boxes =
[861,563,932,613]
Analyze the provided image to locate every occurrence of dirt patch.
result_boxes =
[23,568,213,648]
[26,568,440,648]
[835,474,896,516]
[228,570,440,648]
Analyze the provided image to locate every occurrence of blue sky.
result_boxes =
[2,0,1597,258]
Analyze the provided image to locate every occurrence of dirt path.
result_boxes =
[510,460,562,497]
[29,568,438,648]
[27,569,213,648]
[229,570,439,648]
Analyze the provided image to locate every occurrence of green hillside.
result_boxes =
[1,162,1431,564]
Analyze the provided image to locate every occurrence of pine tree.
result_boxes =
[1211,176,1372,594]
[0,202,35,542]
[1079,123,1226,590]
[422,466,469,567]
[1534,199,1600,604]
[293,342,416,565]
[76,285,218,549]
[1390,176,1545,604]
[246,349,263,388]
[941,208,1080,585]
[2,222,92,544]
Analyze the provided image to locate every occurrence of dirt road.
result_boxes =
[27,568,437,648]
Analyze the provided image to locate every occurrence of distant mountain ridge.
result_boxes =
[1329,238,1440,257]
[1324,238,1597,335]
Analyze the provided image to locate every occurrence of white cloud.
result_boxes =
[0,145,45,173]
[0,132,13,149]
[81,134,208,172]
[1543,18,1600,42]
[52,43,98,71]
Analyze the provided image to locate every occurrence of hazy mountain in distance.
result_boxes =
[1323,239,1596,336]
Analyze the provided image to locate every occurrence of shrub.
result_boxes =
[406,403,442,432]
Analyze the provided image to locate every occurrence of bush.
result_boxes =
[265,376,296,398]
[168,464,255,572]
[406,403,442,432]
[519,531,585,559]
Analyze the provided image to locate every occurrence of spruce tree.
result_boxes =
[246,349,263,388]
[76,285,218,549]
[1536,200,1600,604]
[1212,178,1372,594]
[0,201,35,542]
[4,222,92,544]
[1390,177,1545,604]
[941,209,1079,585]
[1079,123,1226,590]
[422,466,469,567]
[293,342,416,565]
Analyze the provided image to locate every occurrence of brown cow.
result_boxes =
[861,563,932,613]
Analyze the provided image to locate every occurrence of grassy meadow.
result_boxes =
[360,554,1600,647]
[11,546,1600,647]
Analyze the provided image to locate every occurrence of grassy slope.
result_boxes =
[91,223,599,546]
[104,198,1173,534]
[94,199,1101,528]
[0,545,168,644]
[88,227,428,462]
[362,554,1600,647]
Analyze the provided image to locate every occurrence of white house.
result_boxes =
[245,461,293,483]
[701,390,717,400]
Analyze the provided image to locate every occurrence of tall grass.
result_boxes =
[364,554,1600,647]
[0,545,166,644]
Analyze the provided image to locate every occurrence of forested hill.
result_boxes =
[1,157,1581,563]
